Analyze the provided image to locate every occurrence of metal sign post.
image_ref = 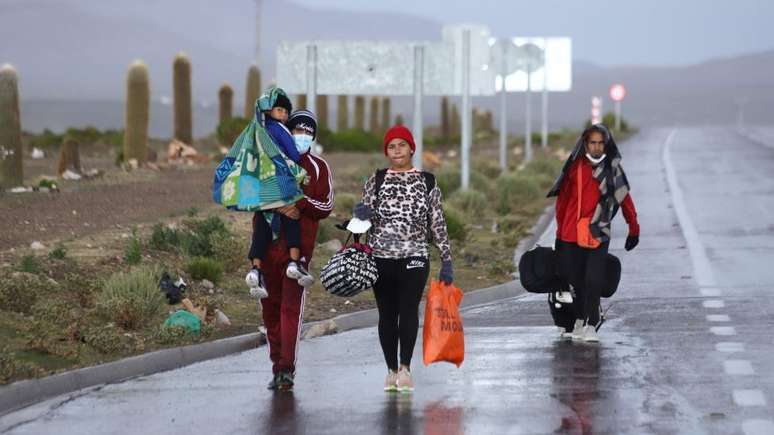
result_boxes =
[305,44,317,116]
[609,83,626,131]
[412,45,425,169]
[524,63,533,163]
[491,38,519,173]
[461,29,471,190]
[541,38,549,149]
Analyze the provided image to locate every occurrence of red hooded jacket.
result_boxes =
[555,157,639,243]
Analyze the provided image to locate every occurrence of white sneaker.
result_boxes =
[558,327,572,339]
[245,268,268,299]
[286,261,315,287]
[556,291,573,304]
[384,370,398,392]
[582,326,600,343]
[570,319,585,341]
[397,367,414,393]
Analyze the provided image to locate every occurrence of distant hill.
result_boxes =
[2,0,773,136]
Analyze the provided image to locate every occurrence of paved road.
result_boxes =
[2,127,774,434]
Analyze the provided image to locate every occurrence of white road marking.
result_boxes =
[702,300,725,308]
[662,129,717,289]
[733,390,767,407]
[716,342,745,353]
[699,287,721,297]
[724,360,755,375]
[742,419,774,435]
[706,314,730,322]
[710,326,736,336]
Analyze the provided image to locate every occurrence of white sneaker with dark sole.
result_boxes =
[286,261,315,287]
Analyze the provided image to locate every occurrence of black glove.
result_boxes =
[439,260,454,285]
[353,202,373,220]
[625,235,639,251]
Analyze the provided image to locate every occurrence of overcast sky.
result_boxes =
[293,0,774,66]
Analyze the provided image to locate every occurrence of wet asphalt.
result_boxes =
[2,127,774,434]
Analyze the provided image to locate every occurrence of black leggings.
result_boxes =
[372,257,430,371]
[556,240,609,326]
[248,211,301,261]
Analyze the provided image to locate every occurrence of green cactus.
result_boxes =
[173,52,192,144]
[354,96,366,131]
[244,65,261,119]
[336,95,348,131]
[123,60,150,164]
[381,97,391,131]
[57,136,81,176]
[297,94,307,111]
[450,103,460,137]
[369,96,380,133]
[0,64,23,189]
[440,96,450,141]
[218,83,233,123]
[316,95,328,130]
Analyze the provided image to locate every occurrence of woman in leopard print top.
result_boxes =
[353,125,454,393]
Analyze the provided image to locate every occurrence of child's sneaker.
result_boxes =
[286,261,314,287]
[246,268,268,299]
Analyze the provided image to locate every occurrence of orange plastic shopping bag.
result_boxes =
[423,280,465,367]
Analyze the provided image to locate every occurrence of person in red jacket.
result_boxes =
[547,124,639,343]
[255,110,334,391]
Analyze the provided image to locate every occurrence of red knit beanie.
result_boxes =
[383,125,416,155]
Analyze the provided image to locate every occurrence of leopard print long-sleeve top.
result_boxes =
[361,169,452,262]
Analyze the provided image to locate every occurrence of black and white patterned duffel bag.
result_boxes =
[320,243,378,297]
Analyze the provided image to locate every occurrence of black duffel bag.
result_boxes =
[518,246,563,293]
[601,253,621,298]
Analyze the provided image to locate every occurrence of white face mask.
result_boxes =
[293,134,313,154]
[586,153,606,165]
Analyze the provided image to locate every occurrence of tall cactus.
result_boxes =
[354,95,365,131]
[244,65,261,119]
[57,136,81,176]
[218,83,233,123]
[440,96,450,141]
[297,94,307,111]
[316,95,328,130]
[395,114,404,126]
[381,97,391,131]
[450,103,460,137]
[173,52,192,144]
[336,95,348,131]
[369,96,380,133]
[123,60,150,164]
[0,64,22,189]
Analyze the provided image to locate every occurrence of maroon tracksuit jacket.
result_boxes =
[258,151,333,375]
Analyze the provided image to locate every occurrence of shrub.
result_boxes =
[181,216,229,257]
[155,325,197,345]
[1,348,41,384]
[185,257,224,284]
[96,265,165,330]
[18,255,44,274]
[216,116,250,146]
[209,231,245,273]
[435,167,492,197]
[448,189,487,216]
[48,244,67,260]
[495,172,542,215]
[443,207,467,242]
[324,129,380,152]
[0,273,46,313]
[124,228,142,265]
[149,223,181,251]
[83,323,134,354]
